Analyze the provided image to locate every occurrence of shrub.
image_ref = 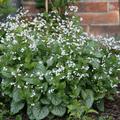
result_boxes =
[0,11,120,120]
[0,0,15,18]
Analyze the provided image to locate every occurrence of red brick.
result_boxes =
[81,25,90,33]
[78,11,119,25]
[89,25,120,36]
[77,2,107,12]
[109,2,119,11]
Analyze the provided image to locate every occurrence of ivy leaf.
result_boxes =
[11,101,25,114]
[51,105,66,117]
[33,105,49,120]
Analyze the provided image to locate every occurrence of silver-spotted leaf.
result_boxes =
[33,106,49,120]
[51,106,66,117]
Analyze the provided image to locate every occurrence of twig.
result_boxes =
[45,0,48,12]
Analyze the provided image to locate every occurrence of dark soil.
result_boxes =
[100,85,120,120]
[101,95,120,120]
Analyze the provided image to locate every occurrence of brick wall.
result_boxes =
[77,0,120,35]
[22,0,120,35]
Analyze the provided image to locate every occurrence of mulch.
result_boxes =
[100,85,120,120]
[100,94,120,120]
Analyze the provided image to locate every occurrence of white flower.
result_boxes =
[31,103,35,106]
[17,85,21,89]
[48,89,54,93]
[20,48,25,53]
[11,72,16,76]
[3,67,7,71]
[69,6,78,12]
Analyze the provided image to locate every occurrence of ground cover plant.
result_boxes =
[0,9,120,120]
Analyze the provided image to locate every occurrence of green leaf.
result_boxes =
[27,106,35,120]
[0,44,5,51]
[107,95,114,101]
[25,53,31,64]
[33,105,49,120]
[85,90,94,108]
[23,77,41,85]
[13,88,23,102]
[87,109,98,114]
[90,58,100,69]
[45,70,52,81]
[40,98,50,105]
[72,86,81,98]
[47,57,54,67]
[96,100,104,112]
[42,82,48,92]
[95,93,105,101]
[51,105,66,117]
[81,90,87,100]
[15,115,22,120]
[11,101,25,114]
[51,95,62,106]
[35,61,46,74]
[95,52,103,58]
[1,71,11,78]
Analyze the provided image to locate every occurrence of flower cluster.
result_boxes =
[0,11,120,120]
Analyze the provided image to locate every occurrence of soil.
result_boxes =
[100,95,120,120]
[100,85,120,120]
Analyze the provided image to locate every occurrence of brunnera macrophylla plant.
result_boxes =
[0,11,120,120]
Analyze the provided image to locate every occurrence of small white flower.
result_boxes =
[17,85,21,89]
[48,89,54,93]
[31,103,35,106]
[3,67,7,71]
[11,72,16,76]
[20,48,25,53]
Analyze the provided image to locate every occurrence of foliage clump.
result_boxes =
[0,0,15,18]
[0,11,120,120]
